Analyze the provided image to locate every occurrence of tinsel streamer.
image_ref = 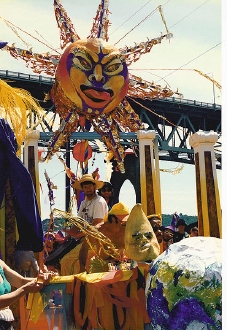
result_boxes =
[97,0,110,40]
[158,5,170,36]
[160,164,184,174]
[127,96,184,129]
[194,69,222,90]
[0,17,61,54]
[114,5,169,46]
[43,171,57,256]
[43,112,75,161]
[44,170,56,208]
[2,44,59,76]
[0,79,46,147]
[88,0,110,41]
[53,208,120,262]
[57,154,76,182]
[127,73,176,98]
[1,17,30,47]
[54,0,80,48]
[83,139,89,174]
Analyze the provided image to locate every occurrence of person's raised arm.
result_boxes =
[0,260,52,309]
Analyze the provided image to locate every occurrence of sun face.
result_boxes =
[55,38,129,116]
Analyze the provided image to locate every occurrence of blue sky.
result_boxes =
[0,0,222,218]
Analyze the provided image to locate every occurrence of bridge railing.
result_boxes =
[0,69,55,85]
[157,96,221,110]
[0,70,221,110]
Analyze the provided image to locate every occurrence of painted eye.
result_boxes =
[145,232,152,239]
[104,59,123,76]
[106,63,121,72]
[73,56,91,70]
[79,58,91,70]
[132,232,142,241]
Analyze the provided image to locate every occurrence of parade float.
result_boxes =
[0,0,222,329]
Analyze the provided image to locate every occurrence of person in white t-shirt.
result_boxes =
[73,174,108,226]
[60,174,108,275]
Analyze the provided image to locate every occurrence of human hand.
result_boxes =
[37,270,55,285]
[64,226,85,238]
[93,222,104,229]
[22,279,44,294]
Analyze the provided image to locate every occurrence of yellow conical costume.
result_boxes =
[125,203,160,262]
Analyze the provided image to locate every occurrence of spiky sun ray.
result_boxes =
[54,0,80,48]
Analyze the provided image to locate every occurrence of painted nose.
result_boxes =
[88,64,105,83]
[140,234,149,243]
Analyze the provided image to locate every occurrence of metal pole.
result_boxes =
[65,142,71,212]
[212,73,216,104]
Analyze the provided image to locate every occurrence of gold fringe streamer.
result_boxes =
[52,208,120,262]
[129,68,221,96]
[0,16,61,54]
[194,69,222,90]
[160,163,184,174]
[0,79,46,146]
[114,6,169,46]
[158,5,170,35]
[1,17,30,48]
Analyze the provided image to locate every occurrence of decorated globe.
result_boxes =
[146,237,222,329]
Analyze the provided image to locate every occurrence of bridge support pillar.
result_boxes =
[189,131,221,238]
[22,130,43,329]
[137,130,162,216]
[23,130,43,267]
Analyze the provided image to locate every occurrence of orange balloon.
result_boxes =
[38,148,44,162]
[72,141,92,162]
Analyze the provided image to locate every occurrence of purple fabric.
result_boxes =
[0,119,43,252]
[97,0,105,38]
[170,213,180,231]
[0,42,8,49]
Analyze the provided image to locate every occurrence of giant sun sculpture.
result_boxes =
[1,0,180,173]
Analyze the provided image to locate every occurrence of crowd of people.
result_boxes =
[148,213,198,252]
[0,172,199,328]
[42,173,199,273]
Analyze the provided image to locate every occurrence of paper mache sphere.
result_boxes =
[146,236,222,329]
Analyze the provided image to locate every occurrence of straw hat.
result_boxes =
[147,213,162,220]
[72,174,104,190]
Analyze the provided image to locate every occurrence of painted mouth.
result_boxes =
[81,85,113,103]
[141,243,151,250]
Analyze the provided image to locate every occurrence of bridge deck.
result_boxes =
[0,70,221,168]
